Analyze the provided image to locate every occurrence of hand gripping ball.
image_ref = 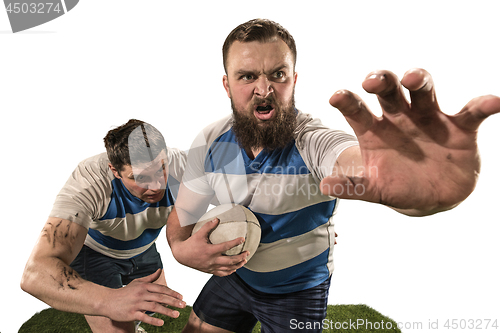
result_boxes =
[191,204,261,260]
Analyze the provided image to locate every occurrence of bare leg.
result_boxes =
[85,315,135,333]
[182,309,233,333]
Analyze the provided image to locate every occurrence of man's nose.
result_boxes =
[146,179,165,190]
[254,76,273,98]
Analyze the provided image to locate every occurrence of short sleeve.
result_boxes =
[295,113,359,181]
[48,153,114,229]
[181,130,216,196]
[166,147,187,199]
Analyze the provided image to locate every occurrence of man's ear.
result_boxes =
[108,163,122,179]
[223,75,231,98]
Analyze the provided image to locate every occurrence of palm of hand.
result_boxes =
[321,69,500,214]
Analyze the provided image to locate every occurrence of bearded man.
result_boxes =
[166,19,500,333]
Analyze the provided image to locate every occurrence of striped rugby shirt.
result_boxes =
[49,149,186,259]
[183,111,358,294]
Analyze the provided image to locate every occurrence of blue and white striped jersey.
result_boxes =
[183,111,358,294]
[49,149,186,259]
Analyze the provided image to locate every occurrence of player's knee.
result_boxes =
[182,310,201,332]
[182,310,228,333]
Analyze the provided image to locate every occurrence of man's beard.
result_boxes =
[231,95,297,152]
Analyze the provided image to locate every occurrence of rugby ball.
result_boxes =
[191,204,261,260]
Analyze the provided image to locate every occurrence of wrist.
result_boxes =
[392,203,458,217]
[170,238,189,264]
[92,286,113,317]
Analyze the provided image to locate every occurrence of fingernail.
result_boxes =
[366,73,385,81]
[405,68,423,76]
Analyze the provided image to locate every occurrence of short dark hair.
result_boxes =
[103,119,166,172]
[222,18,297,73]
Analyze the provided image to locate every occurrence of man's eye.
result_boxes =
[240,74,254,81]
[273,71,284,79]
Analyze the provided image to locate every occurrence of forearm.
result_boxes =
[166,207,195,246]
[166,207,200,267]
[391,203,459,217]
[21,218,115,317]
[21,256,112,316]
[330,146,463,216]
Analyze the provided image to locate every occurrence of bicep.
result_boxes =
[166,184,213,245]
[174,184,214,227]
[32,217,88,265]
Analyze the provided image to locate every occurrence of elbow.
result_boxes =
[20,262,39,297]
[20,269,33,295]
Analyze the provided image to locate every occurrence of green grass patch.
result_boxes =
[19,304,401,332]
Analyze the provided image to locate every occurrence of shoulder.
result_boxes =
[49,153,114,227]
[187,115,234,157]
[166,147,187,182]
[294,111,331,137]
[69,153,115,189]
[166,147,187,164]
[201,115,233,144]
[77,152,110,169]
[73,153,114,181]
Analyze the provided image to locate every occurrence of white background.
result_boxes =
[1,1,499,332]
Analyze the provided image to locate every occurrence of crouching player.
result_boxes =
[21,119,187,333]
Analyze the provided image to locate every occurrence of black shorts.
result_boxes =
[193,273,331,333]
[70,243,163,288]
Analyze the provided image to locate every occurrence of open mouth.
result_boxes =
[256,104,273,113]
[254,104,275,121]
[253,100,276,121]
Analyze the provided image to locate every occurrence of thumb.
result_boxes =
[197,218,220,239]
[453,95,500,131]
[135,268,162,283]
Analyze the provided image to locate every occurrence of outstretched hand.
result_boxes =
[321,68,500,215]
[102,269,186,327]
